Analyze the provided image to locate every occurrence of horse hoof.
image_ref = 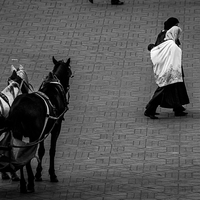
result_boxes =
[27,188,35,193]
[27,184,35,193]
[35,177,43,182]
[20,188,27,193]
[12,174,20,181]
[1,173,10,180]
[50,176,58,182]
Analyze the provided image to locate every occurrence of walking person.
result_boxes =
[89,0,124,5]
[144,26,190,119]
[147,18,188,115]
[146,17,188,118]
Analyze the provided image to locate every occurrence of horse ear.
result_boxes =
[11,65,17,72]
[10,69,17,79]
[19,64,24,70]
[52,56,58,65]
[66,58,71,65]
[48,72,54,80]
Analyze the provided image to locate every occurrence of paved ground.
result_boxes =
[0,0,200,199]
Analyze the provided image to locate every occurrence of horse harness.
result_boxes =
[33,80,70,143]
[0,81,22,109]
[0,81,23,118]
[0,92,10,107]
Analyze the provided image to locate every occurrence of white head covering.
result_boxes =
[150,26,183,87]
[165,26,182,41]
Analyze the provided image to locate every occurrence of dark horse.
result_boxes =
[0,65,31,181]
[5,57,72,193]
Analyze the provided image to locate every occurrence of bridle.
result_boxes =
[39,73,70,108]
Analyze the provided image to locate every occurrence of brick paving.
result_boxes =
[0,0,200,199]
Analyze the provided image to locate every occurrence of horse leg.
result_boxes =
[26,161,35,193]
[35,141,45,181]
[1,172,10,180]
[11,171,20,181]
[20,167,27,193]
[49,122,61,182]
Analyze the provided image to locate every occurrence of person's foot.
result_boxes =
[173,106,186,112]
[89,0,93,3]
[111,0,124,5]
[144,112,158,119]
[174,111,188,116]
[1,172,10,180]
[180,106,186,111]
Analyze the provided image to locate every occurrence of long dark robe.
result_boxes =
[155,30,181,46]
[158,82,189,108]
[145,30,189,114]
[146,81,189,113]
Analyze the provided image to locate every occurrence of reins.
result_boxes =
[0,106,68,151]
[22,80,34,93]
[10,79,70,149]
[11,106,68,148]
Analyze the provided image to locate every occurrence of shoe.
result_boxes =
[174,111,188,116]
[1,172,10,180]
[173,106,186,112]
[144,112,158,119]
[180,106,186,111]
[111,1,124,5]
[154,112,160,115]
[89,0,93,3]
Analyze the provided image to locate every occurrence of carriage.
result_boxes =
[0,57,72,193]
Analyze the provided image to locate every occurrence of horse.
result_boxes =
[0,65,30,128]
[5,57,72,193]
[0,65,31,181]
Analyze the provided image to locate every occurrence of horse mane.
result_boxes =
[45,72,57,83]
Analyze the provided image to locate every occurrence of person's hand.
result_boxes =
[148,44,155,51]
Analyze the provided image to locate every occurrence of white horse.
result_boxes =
[0,65,31,181]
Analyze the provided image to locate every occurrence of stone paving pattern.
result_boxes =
[0,0,200,199]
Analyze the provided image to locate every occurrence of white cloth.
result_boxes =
[150,26,183,87]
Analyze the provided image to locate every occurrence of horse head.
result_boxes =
[10,65,32,94]
[52,56,72,93]
[39,57,73,115]
[7,70,23,89]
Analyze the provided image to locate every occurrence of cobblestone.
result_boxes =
[1,0,200,199]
